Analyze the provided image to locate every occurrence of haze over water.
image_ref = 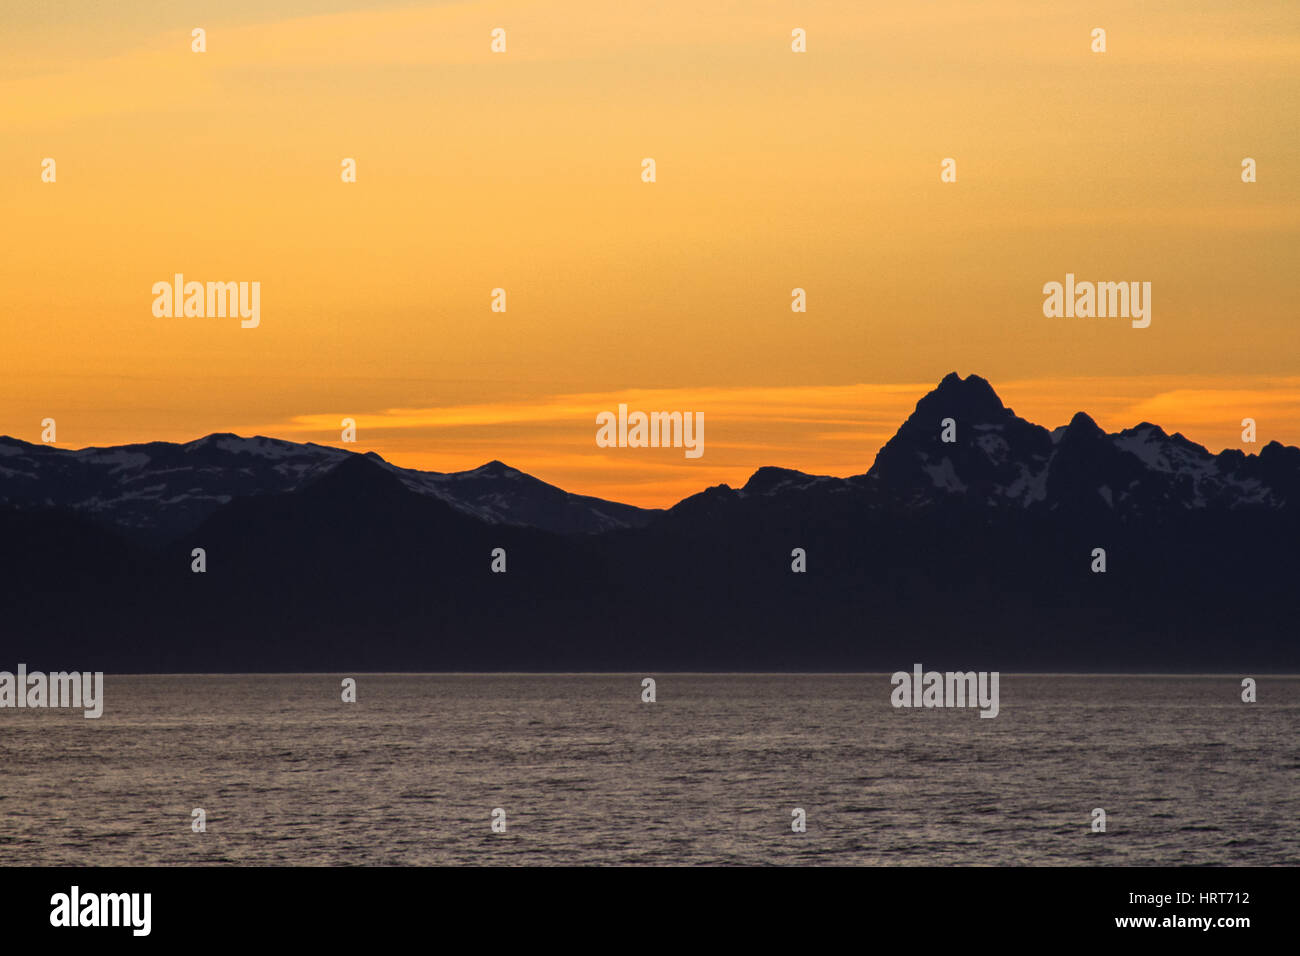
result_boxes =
[2,674,1296,866]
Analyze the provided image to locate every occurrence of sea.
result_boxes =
[1,674,1296,866]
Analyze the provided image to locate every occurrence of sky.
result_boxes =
[2,0,1297,505]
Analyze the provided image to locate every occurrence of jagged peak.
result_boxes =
[933,371,1000,398]
[913,372,1009,423]
[1064,411,1103,436]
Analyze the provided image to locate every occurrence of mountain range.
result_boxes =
[2,373,1296,672]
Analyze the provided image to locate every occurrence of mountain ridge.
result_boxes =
[2,372,1295,546]
[0,431,659,540]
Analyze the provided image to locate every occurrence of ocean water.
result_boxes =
[0,674,1296,866]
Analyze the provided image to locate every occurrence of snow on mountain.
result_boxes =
[0,435,657,542]
[863,375,1297,515]
[383,458,656,533]
[705,372,1299,518]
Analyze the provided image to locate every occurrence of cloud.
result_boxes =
[249,375,1300,507]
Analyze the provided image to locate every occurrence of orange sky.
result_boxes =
[2,1,1298,505]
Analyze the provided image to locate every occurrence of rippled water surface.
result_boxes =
[1,674,1296,865]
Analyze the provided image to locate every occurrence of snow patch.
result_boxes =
[923,458,967,493]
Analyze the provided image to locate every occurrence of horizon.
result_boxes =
[41,670,1300,678]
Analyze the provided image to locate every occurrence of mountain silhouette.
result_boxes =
[1,373,1297,672]
[0,432,656,541]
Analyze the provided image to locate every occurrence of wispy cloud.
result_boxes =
[249,376,1300,506]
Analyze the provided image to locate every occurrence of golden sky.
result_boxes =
[2,1,1297,505]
